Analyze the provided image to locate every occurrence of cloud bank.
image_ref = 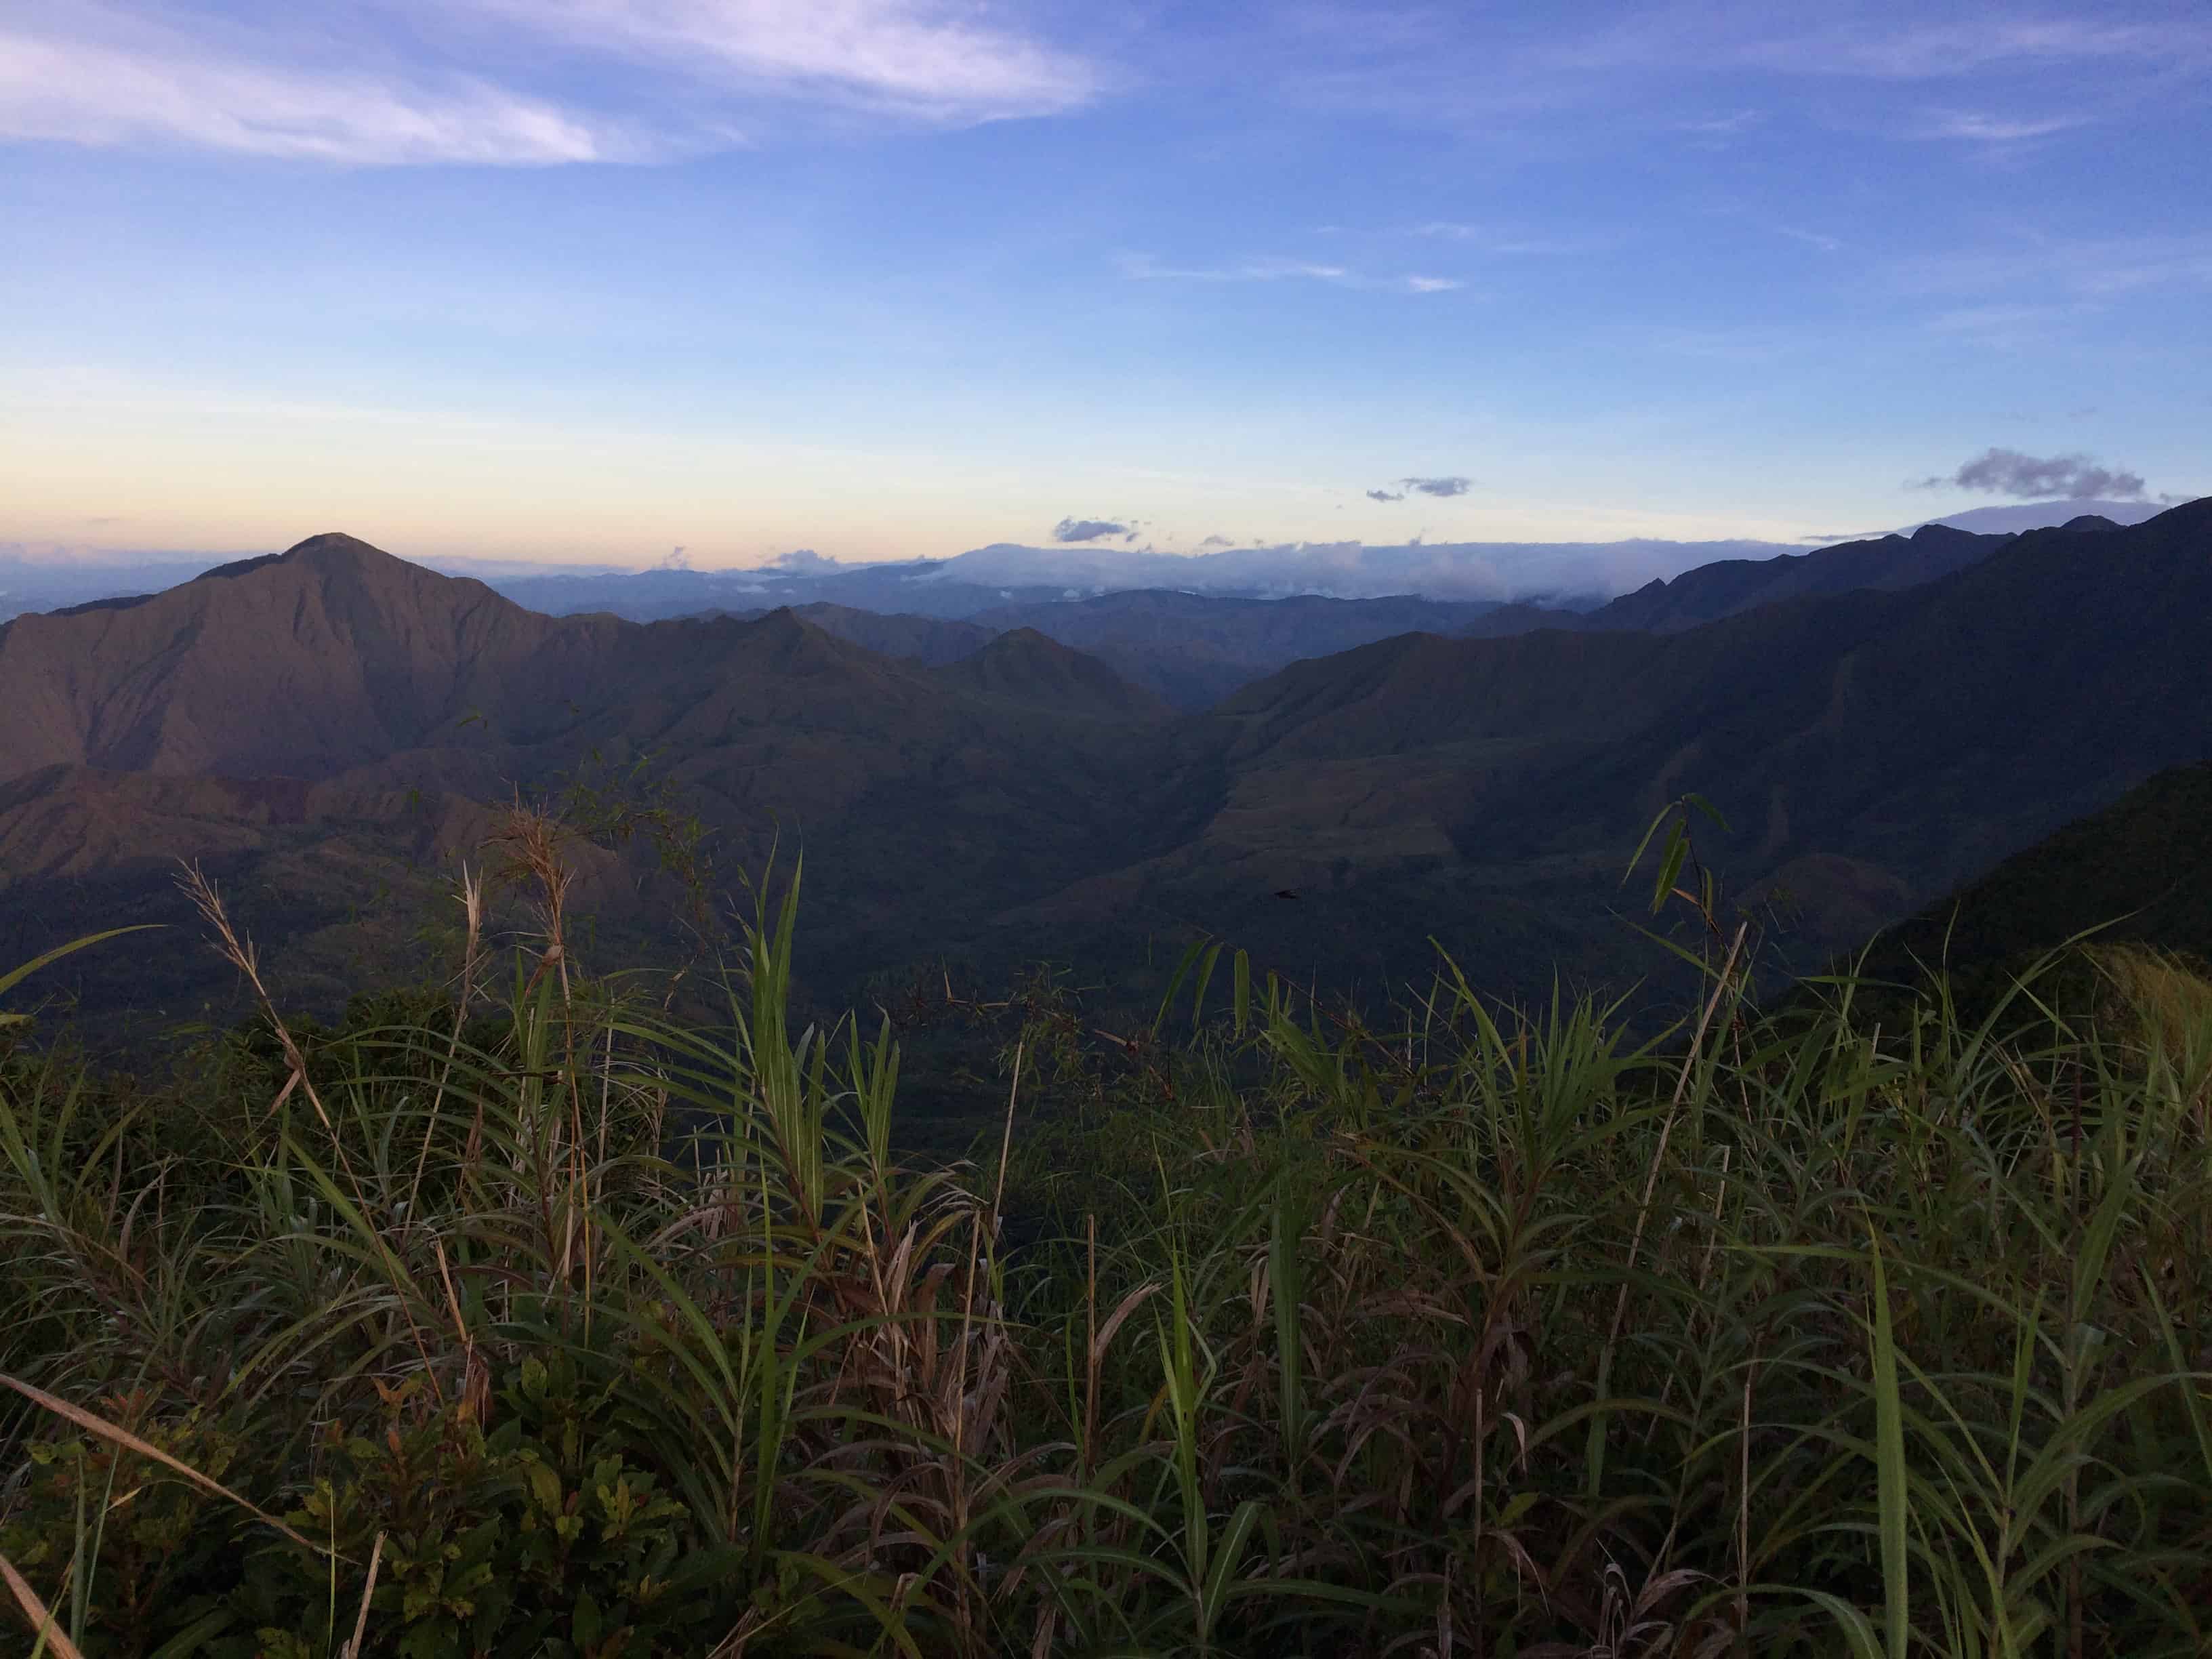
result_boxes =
[920,535,1798,602]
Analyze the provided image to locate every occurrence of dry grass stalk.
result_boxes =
[0,1373,320,1552]
[340,1532,384,1659]
[174,861,445,1402]
[0,1546,85,1659]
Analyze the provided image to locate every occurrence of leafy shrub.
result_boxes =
[2,860,2208,1656]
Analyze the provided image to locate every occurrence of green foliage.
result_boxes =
[249,1364,731,1658]
[5,876,2212,1656]
[1,1397,250,1655]
[1845,760,2212,1028]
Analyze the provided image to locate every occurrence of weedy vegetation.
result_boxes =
[1,796,2208,1656]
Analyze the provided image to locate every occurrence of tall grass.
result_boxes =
[1,848,2208,1655]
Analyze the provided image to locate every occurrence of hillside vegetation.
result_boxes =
[3,830,2210,1657]
[1849,762,2212,1016]
[5,501,2209,1038]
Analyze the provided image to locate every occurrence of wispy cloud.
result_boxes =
[466,0,1099,122]
[1918,108,2093,142]
[1365,488,1403,503]
[1677,108,1764,136]
[1891,233,2212,300]
[0,25,613,163]
[1910,447,2148,499]
[1733,16,2211,79]
[1119,252,1458,294]
[1255,7,2211,140]
[0,0,1099,164]
[1117,253,1346,283]
[1922,302,2094,350]
[1407,223,1581,254]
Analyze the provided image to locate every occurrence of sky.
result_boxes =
[1,1,2207,571]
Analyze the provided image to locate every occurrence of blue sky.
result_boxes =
[2,1,2207,569]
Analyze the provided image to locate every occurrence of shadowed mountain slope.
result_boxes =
[0,533,610,779]
[1560,522,2011,634]
[1847,760,2212,991]
[968,590,1515,710]
[1031,500,2212,994]
[6,504,2209,1030]
[0,538,1207,1026]
[785,603,995,667]
[929,629,1174,720]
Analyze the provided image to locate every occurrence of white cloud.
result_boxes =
[474,0,1099,121]
[1919,108,2093,142]
[1120,253,1461,294]
[0,27,612,163]
[0,0,1098,165]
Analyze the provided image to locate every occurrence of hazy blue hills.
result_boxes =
[484,521,2031,710]
[472,514,2043,708]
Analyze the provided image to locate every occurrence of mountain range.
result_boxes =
[1,499,2205,1033]
[9,498,2158,626]
[539,521,2026,712]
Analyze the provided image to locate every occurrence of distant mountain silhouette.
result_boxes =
[5,504,2207,1030]
[480,535,1797,620]
[489,522,2032,706]
[1917,499,2168,537]
[1570,523,2010,634]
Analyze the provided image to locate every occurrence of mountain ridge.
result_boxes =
[5,503,2207,1030]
